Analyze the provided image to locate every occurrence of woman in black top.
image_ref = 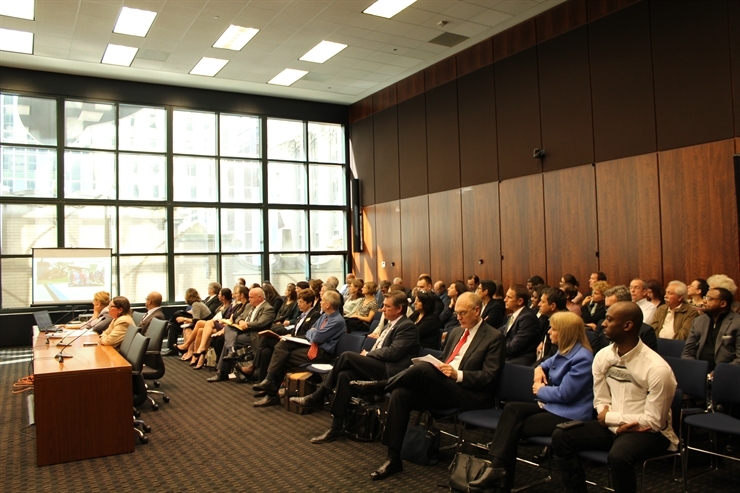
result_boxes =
[411,291,442,349]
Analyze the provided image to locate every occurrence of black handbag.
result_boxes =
[448,452,494,493]
[343,397,381,441]
[400,411,441,465]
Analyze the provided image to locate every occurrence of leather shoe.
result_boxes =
[532,445,550,463]
[237,363,255,376]
[254,390,267,397]
[162,348,179,357]
[310,428,344,444]
[468,467,506,492]
[370,459,403,480]
[206,372,227,383]
[222,350,239,360]
[253,395,280,407]
[233,367,247,383]
[252,379,277,393]
[350,380,386,395]
[290,393,324,411]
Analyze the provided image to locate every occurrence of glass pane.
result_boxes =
[1,94,57,145]
[222,254,262,289]
[269,253,307,289]
[173,109,216,156]
[268,162,306,204]
[65,100,116,149]
[173,207,219,253]
[64,205,117,251]
[1,146,57,197]
[220,114,260,158]
[119,255,167,303]
[219,159,261,203]
[268,209,306,252]
[119,105,166,152]
[220,208,262,252]
[1,257,32,308]
[310,254,345,283]
[0,204,57,254]
[267,118,305,161]
[118,206,167,254]
[173,156,217,202]
[310,210,346,251]
[63,150,115,199]
[308,122,344,163]
[174,255,218,299]
[309,164,346,205]
[119,153,166,201]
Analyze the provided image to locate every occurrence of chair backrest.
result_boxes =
[131,310,145,326]
[335,333,366,355]
[712,363,740,405]
[657,338,685,359]
[670,388,683,431]
[118,324,141,359]
[664,356,708,400]
[496,363,536,404]
[126,333,150,374]
[418,347,443,359]
[362,336,376,352]
[145,318,167,352]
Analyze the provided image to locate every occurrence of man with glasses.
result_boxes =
[681,287,740,369]
[416,274,444,318]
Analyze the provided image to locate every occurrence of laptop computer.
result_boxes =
[34,310,58,332]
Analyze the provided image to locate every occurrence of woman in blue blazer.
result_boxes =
[469,311,594,493]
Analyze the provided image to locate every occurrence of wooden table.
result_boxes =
[33,332,134,466]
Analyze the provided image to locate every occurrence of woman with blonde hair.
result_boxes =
[69,291,112,333]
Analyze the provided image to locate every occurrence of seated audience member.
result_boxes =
[237,278,246,286]
[416,274,445,319]
[440,281,467,331]
[70,291,112,334]
[651,281,699,340]
[477,280,505,329]
[581,281,608,329]
[468,312,594,493]
[561,283,582,317]
[138,291,165,336]
[707,274,740,314]
[178,288,234,367]
[529,284,546,315]
[551,302,678,493]
[164,288,211,357]
[376,280,391,307]
[205,286,248,369]
[409,291,442,349]
[345,282,378,333]
[272,283,299,326]
[342,278,364,316]
[646,279,665,310]
[589,285,658,353]
[502,284,541,365]
[435,280,450,307]
[560,274,583,304]
[466,274,480,292]
[366,284,413,340]
[686,278,709,308]
[262,282,283,316]
[630,278,657,325]
[339,273,355,301]
[357,292,505,480]
[203,282,222,315]
[534,287,568,365]
[393,277,412,299]
[291,291,420,440]
[252,291,346,407]
[526,275,545,297]
[309,279,323,307]
[586,271,608,297]
[100,296,134,349]
[681,287,740,369]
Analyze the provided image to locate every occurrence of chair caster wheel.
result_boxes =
[143,425,152,433]
[140,436,149,444]
[154,381,160,388]
[163,395,170,403]
[134,409,140,418]
[152,404,159,411]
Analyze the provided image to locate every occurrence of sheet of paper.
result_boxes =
[411,354,444,369]
[308,364,333,371]
[283,336,310,345]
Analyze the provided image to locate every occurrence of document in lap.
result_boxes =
[411,354,444,372]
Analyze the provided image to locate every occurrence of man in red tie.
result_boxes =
[362,291,506,481]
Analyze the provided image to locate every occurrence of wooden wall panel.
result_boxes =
[352,205,377,281]
[426,81,460,193]
[493,19,536,61]
[730,0,740,137]
[425,56,457,91]
[373,107,400,203]
[543,165,599,287]
[456,40,494,77]
[495,47,543,180]
[458,66,498,186]
[349,97,372,123]
[397,72,425,103]
[373,85,397,114]
[374,201,402,282]
[586,0,642,22]
[428,189,463,285]
[398,95,428,199]
[651,0,734,150]
[461,182,502,283]
[400,196,430,285]
[349,117,375,206]
[499,175,546,287]
[535,0,587,43]
[538,26,594,171]
[595,154,662,286]
[589,1,656,162]
[658,139,740,284]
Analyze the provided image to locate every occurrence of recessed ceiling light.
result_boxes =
[363,0,416,19]
[213,25,259,51]
[113,7,157,37]
[268,69,308,86]
[190,57,229,77]
[299,40,347,64]
[0,28,33,54]
[101,44,138,66]
[0,0,34,20]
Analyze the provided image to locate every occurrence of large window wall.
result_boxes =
[0,93,348,308]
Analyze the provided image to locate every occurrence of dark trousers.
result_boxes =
[265,340,331,394]
[166,310,190,349]
[551,420,671,493]
[216,326,251,373]
[321,352,387,424]
[253,336,280,381]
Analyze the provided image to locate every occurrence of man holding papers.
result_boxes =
[291,290,420,443]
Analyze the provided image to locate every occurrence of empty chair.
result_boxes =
[125,332,151,444]
[118,324,141,360]
[141,318,170,410]
[657,338,686,359]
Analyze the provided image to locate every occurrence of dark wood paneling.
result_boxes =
[586,0,642,22]
[349,96,373,123]
[425,56,457,91]
[373,107,400,203]
[400,196,430,285]
[659,139,740,284]
[651,0,734,150]
[595,153,662,286]
[373,85,397,114]
[493,19,537,61]
[458,66,498,186]
[543,165,598,287]
[495,47,542,180]
[375,201,402,282]
[499,175,546,287]
[350,117,375,205]
[426,81,460,193]
[535,0,587,43]
[456,40,494,77]
[538,26,594,171]
[352,205,377,282]
[398,95,428,198]
[397,72,425,103]
[730,0,740,137]
[461,182,502,283]
[429,189,463,285]
[589,1,656,162]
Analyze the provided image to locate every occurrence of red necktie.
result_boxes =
[445,329,469,364]
[307,317,328,360]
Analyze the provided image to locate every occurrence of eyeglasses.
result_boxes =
[703,296,720,302]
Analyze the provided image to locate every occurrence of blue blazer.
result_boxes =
[536,342,594,421]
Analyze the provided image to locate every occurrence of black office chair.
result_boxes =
[126,332,151,444]
[131,310,145,326]
[142,318,169,410]
[118,324,141,360]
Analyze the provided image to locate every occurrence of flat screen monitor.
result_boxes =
[32,248,112,306]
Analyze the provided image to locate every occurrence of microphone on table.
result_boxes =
[54,327,94,363]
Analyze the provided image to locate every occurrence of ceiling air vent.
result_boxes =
[428,32,469,48]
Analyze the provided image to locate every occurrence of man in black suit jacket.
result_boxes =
[139,291,166,336]
[416,274,444,319]
[477,280,505,329]
[501,284,540,366]
[682,287,740,369]
[362,292,505,480]
[291,290,420,443]
[203,282,222,316]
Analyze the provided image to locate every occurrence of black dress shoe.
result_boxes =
[253,395,280,407]
[290,393,324,411]
[310,428,344,444]
[233,367,247,383]
[467,467,506,492]
[350,380,387,395]
[206,372,227,383]
[252,379,277,393]
[254,390,267,397]
[222,350,239,360]
[532,445,550,463]
[370,459,403,480]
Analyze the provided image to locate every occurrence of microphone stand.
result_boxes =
[54,327,93,363]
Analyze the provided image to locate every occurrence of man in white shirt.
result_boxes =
[338,273,355,301]
[551,301,678,493]
[630,278,656,325]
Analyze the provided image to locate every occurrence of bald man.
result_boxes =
[139,291,165,336]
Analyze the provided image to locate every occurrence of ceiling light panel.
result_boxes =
[363,0,417,19]
[102,44,138,66]
[0,0,34,20]
[190,57,229,76]
[213,25,259,51]
[0,28,33,54]
[268,69,308,86]
[113,7,157,37]
[299,40,347,64]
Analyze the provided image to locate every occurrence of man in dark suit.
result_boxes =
[501,284,540,366]
[291,290,420,442]
[416,274,444,319]
[682,287,740,370]
[477,280,505,329]
[139,291,165,336]
[203,282,222,315]
[359,292,505,480]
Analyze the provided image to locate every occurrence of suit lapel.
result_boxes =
[459,324,486,368]
[715,312,735,356]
